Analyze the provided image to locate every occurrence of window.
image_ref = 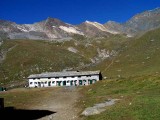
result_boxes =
[33,78,35,80]
[30,82,32,84]
[48,77,51,79]
[55,77,59,79]
[45,81,47,84]
[63,76,67,78]
[34,82,37,84]
[52,81,55,84]
[71,76,75,78]
[78,76,81,78]
[67,81,70,83]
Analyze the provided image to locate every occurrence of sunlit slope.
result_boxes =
[0,34,129,87]
[0,40,90,86]
[100,28,160,78]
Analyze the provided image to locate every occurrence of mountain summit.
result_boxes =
[0,8,160,40]
[104,7,160,36]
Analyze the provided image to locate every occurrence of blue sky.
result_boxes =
[0,0,160,24]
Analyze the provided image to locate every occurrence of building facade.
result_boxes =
[27,70,102,88]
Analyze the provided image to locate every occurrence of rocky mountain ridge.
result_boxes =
[104,7,160,36]
[0,8,160,40]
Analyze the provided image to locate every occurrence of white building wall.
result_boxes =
[29,79,34,87]
[28,74,100,88]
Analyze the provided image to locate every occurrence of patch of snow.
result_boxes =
[127,34,133,37]
[16,25,29,32]
[85,21,119,34]
[52,26,56,28]
[67,47,78,53]
[85,21,107,31]
[59,26,84,35]
[105,29,120,34]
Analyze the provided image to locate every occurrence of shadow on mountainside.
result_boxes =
[0,107,56,120]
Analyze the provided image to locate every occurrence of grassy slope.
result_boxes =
[79,75,160,120]
[0,34,127,87]
[0,40,91,87]
[78,28,160,120]
[1,29,160,120]
[1,74,160,120]
[90,28,160,78]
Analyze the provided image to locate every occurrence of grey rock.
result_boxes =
[81,99,120,116]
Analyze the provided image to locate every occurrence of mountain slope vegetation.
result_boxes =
[0,34,127,87]
[92,28,160,78]
[79,74,160,120]
[0,27,160,88]
[0,40,90,87]
[1,17,160,120]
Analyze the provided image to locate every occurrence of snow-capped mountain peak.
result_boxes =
[1,7,160,40]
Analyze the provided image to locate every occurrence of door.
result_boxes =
[70,81,73,86]
[88,80,93,84]
[38,82,41,87]
[83,80,86,85]
[48,81,51,86]
[74,80,77,86]
[63,81,66,86]
[57,81,61,86]
[79,80,82,85]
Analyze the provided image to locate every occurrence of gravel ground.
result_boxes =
[29,86,82,120]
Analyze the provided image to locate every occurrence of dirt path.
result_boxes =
[0,44,17,63]
[29,87,82,120]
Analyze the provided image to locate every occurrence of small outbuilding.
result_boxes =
[27,70,102,88]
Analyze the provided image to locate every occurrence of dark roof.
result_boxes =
[27,70,100,79]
